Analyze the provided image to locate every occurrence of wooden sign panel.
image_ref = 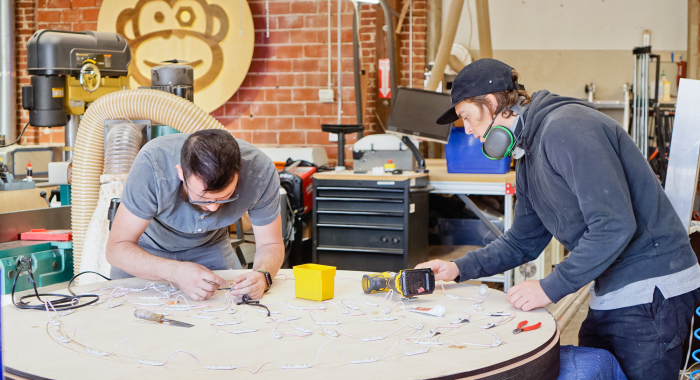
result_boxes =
[97,0,255,113]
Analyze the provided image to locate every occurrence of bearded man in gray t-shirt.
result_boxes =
[106,129,283,301]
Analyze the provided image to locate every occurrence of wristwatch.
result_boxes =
[257,269,273,292]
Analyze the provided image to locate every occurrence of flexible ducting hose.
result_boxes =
[79,122,143,284]
[475,0,493,59]
[103,122,143,175]
[425,0,464,91]
[448,54,466,73]
[72,89,224,279]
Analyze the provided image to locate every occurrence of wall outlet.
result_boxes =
[319,89,334,103]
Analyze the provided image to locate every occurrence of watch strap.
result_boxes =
[257,270,272,292]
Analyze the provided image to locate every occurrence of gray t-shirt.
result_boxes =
[121,134,280,252]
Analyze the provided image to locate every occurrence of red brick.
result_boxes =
[250,103,278,116]
[251,1,289,15]
[294,117,322,130]
[236,89,265,102]
[291,1,317,13]
[279,103,305,116]
[41,23,71,31]
[217,117,240,130]
[225,103,252,117]
[265,89,292,102]
[240,116,267,130]
[72,0,96,7]
[253,46,275,60]
[292,59,319,72]
[252,16,267,30]
[210,105,225,117]
[303,44,327,58]
[251,131,277,145]
[306,103,335,116]
[277,15,303,29]
[37,10,60,23]
[267,117,295,130]
[266,60,292,73]
[342,103,356,117]
[278,73,304,87]
[276,45,303,59]
[241,74,277,88]
[234,131,253,142]
[279,131,305,145]
[307,131,330,145]
[81,8,100,21]
[60,9,80,22]
[304,14,327,28]
[73,22,97,31]
[289,30,317,44]
[47,0,70,8]
[306,73,330,87]
[292,88,318,102]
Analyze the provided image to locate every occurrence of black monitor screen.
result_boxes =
[386,87,453,144]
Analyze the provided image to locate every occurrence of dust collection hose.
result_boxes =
[425,0,464,91]
[72,89,224,280]
[79,121,143,283]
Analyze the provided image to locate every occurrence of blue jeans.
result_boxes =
[579,287,700,380]
[109,238,232,279]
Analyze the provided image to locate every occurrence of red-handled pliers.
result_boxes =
[512,320,541,334]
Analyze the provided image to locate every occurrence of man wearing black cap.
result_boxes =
[416,58,700,379]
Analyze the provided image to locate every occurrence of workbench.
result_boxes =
[2,269,560,379]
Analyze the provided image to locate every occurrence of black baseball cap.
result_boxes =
[436,58,523,125]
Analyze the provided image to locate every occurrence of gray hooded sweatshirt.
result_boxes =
[453,90,698,304]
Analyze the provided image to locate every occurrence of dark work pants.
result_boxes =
[578,287,700,380]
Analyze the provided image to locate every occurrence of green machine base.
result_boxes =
[0,241,73,294]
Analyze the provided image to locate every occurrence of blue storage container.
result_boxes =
[445,126,511,174]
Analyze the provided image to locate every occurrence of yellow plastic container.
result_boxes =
[293,264,336,301]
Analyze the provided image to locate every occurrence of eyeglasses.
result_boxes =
[183,178,239,205]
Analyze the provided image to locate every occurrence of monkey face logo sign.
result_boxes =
[97,0,254,113]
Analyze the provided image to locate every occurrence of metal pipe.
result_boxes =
[643,54,649,158]
[378,0,398,106]
[337,0,342,125]
[64,115,80,161]
[0,0,17,143]
[632,55,638,145]
[352,7,363,134]
[409,0,413,88]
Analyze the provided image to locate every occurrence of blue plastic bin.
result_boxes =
[445,126,511,174]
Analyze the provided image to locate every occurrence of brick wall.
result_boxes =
[15,0,426,165]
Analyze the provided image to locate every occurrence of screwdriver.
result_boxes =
[134,309,194,328]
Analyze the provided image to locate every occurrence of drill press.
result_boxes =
[21,30,131,160]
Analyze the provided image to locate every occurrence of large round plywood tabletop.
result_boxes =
[3,269,559,379]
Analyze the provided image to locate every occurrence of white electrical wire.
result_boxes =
[44,280,519,374]
[409,0,413,88]
[328,0,332,89]
[337,0,342,125]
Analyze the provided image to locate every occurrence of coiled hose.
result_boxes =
[72,89,224,280]
[691,306,700,378]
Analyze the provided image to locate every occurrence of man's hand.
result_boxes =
[506,280,552,311]
[230,271,267,300]
[414,260,460,282]
[170,262,225,301]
